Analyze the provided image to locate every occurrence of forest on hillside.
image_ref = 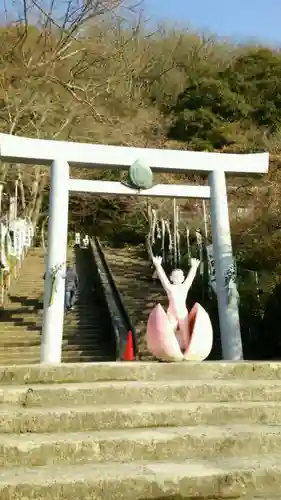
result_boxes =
[1,0,281,355]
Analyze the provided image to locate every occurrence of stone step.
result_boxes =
[1,361,281,385]
[0,346,41,354]
[1,308,42,314]
[0,454,280,499]
[0,337,110,347]
[0,341,111,353]
[0,354,109,366]
[0,322,108,334]
[5,296,99,304]
[0,401,280,433]
[4,296,42,302]
[0,352,114,364]
[0,323,104,334]
[0,321,41,327]
[0,340,41,347]
[0,351,111,364]
[0,328,108,337]
[8,281,43,287]
[64,321,111,330]
[0,355,113,366]
[1,379,281,407]
[0,328,41,334]
[0,358,39,366]
[0,424,279,468]
[7,283,43,287]
[10,269,43,273]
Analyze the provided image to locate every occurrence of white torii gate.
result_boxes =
[0,133,269,364]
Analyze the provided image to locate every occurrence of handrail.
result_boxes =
[89,239,121,360]
[94,238,138,359]
[89,237,136,360]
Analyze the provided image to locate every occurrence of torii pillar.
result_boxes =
[209,169,242,359]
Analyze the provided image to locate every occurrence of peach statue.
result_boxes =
[146,256,213,362]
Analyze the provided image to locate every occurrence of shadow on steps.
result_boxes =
[6,296,42,309]
[0,287,43,334]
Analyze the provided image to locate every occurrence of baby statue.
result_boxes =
[152,255,200,350]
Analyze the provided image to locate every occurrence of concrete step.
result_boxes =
[0,401,280,433]
[0,361,281,498]
[0,346,111,357]
[0,311,42,317]
[0,355,113,366]
[0,324,102,335]
[0,353,112,366]
[0,337,109,347]
[8,282,43,288]
[0,424,280,468]
[0,362,281,385]
[7,283,43,288]
[0,358,41,366]
[0,344,42,353]
[63,326,107,333]
[0,331,41,339]
[0,346,40,355]
[0,340,41,348]
[0,454,280,499]
[1,379,281,407]
[0,321,41,328]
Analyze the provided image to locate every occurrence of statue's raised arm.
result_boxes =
[183,258,200,293]
[152,255,171,293]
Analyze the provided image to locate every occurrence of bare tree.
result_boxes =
[0,0,142,227]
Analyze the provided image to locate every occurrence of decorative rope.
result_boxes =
[186,226,191,264]
[224,262,239,305]
[150,207,156,245]
[195,229,204,277]
[48,263,66,307]
[176,228,181,267]
[165,220,172,254]
[175,206,180,267]
[161,218,166,260]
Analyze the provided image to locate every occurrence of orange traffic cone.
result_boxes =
[123,330,134,361]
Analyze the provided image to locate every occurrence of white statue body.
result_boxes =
[152,256,200,350]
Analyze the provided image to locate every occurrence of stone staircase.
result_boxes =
[104,246,167,360]
[0,247,115,364]
[63,247,115,362]
[0,361,281,498]
[0,248,43,365]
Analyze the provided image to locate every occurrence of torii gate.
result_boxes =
[0,133,269,364]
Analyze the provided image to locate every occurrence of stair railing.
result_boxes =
[88,237,137,361]
[93,238,138,360]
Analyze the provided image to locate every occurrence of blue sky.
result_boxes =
[2,0,281,46]
[144,0,281,46]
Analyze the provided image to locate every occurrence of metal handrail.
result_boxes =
[94,238,138,359]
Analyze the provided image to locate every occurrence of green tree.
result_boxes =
[223,48,281,131]
[167,76,250,150]
[167,47,281,151]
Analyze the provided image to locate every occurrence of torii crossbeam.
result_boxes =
[0,133,269,364]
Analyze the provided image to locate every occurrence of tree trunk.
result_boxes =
[27,166,41,220]
[0,164,9,183]
[0,184,3,216]
[31,174,47,230]
[17,171,26,214]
